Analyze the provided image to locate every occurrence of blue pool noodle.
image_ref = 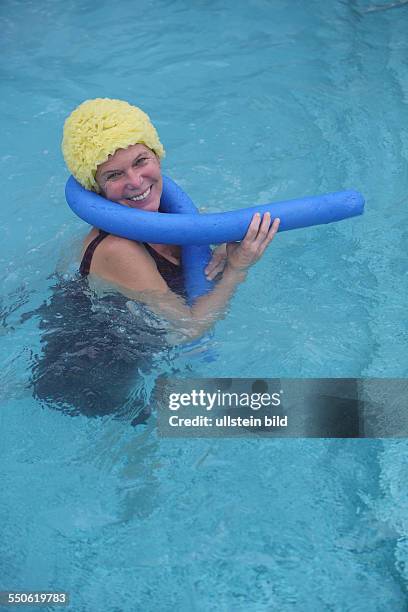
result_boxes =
[159,178,213,303]
[66,175,365,300]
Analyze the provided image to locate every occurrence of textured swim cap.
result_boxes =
[62,98,165,191]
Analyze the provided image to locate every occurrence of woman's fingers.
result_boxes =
[205,254,223,271]
[205,257,222,277]
[270,217,280,236]
[206,263,224,280]
[243,212,262,244]
[225,213,280,272]
[245,212,280,246]
[205,260,216,274]
[257,216,280,253]
[257,211,272,241]
[264,216,280,243]
[205,247,228,279]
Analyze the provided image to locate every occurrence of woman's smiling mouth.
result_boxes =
[127,185,152,202]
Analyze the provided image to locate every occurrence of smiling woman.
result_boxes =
[81,143,185,296]
[95,144,163,212]
[62,98,280,340]
[32,98,280,422]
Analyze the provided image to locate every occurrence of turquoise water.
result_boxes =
[1,0,408,610]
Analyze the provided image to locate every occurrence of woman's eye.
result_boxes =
[107,172,121,181]
[134,157,148,166]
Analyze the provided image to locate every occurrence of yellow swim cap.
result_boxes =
[62,98,165,191]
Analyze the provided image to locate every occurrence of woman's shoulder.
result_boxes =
[90,230,168,294]
[82,228,152,281]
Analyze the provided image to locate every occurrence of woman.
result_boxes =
[63,98,280,340]
[32,98,279,423]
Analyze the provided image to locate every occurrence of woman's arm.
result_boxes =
[90,213,280,340]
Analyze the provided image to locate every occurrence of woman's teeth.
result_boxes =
[129,186,151,201]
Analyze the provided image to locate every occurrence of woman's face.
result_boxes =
[95,144,163,212]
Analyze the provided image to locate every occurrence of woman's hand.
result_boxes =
[205,244,228,280]
[226,213,280,272]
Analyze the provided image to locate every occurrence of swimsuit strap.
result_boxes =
[79,230,109,276]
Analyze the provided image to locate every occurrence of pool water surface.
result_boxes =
[1,0,407,609]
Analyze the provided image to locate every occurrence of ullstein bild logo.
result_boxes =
[168,413,287,429]
[157,378,408,438]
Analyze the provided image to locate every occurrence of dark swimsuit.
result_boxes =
[31,231,185,424]
[79,229,185,297]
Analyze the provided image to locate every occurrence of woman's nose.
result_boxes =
[125,168,143,189]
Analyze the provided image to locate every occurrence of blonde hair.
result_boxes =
[62,98,165,191]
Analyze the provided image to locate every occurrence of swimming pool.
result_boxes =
[1,0,407,609]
